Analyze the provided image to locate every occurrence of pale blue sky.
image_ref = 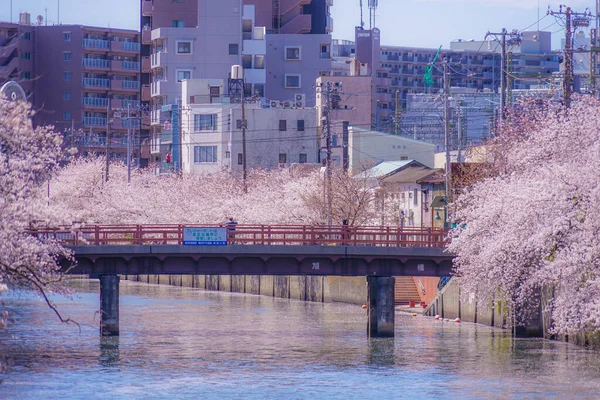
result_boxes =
[1,0,594,49]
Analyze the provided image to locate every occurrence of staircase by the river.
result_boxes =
[394,277,421,306]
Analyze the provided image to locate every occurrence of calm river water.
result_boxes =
[0,279,599,399]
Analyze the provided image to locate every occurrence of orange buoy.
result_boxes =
[361,304,367,309]
[455,318,461,323]
[434,315,441,320]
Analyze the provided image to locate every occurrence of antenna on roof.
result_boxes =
[359,0,364,28]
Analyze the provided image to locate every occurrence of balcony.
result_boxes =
[142,28,152,44]
[151,51,168,68]
[151,109,165,125]
[112,118,141,130]
[111,41,141,53]
[82,116,108,127]
[142,56,151,72]
[82,38,110,50]
[82,58,110,70]
[82,77,110,88]
[111,60,140,72]
[110,99,141,109]
[82,97,109,108]
[151,80,168,96]
[142,0,153,15]
[142,84,151,101]
[111,79,140,91]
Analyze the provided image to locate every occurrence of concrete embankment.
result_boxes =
[425,278,600,348]
[122,274,368,304]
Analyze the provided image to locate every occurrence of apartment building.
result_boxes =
[332,29,561,118]
[0,14,143,163]
[30,25,142,162]
[0,16,34,97]
[143,0,333,172]
[180,79,318,174]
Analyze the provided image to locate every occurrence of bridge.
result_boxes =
[34,224,454,338]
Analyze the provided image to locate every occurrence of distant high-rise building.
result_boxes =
[0,14,143,164]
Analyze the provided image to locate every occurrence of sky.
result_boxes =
[1,0,596,50]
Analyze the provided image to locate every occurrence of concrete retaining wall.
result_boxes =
[122,274,367,304]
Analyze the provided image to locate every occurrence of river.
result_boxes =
[0,279,599,399]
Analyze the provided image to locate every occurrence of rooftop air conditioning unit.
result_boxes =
[270,100,278,108]
[294,93,306,108]
[283,101,291,109]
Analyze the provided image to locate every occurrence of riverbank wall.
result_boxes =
[425,278,600,348]
[122,274,368,304]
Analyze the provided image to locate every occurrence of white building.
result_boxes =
[348,126,435,171]
[180,79,318,174]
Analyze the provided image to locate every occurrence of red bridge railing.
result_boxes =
[28,224,448,248]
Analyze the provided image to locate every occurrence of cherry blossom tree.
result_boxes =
[448,96,600,337]
[0,98,73,324]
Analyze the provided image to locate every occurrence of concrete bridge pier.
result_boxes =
[100,275,120,336]
[367,276,395,338]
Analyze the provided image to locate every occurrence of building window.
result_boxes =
[297,119,305,131]
[63,92,71,100]
[242,55,252,69]
[285,46,300,60]
[285,74,300,88]
[193,114,217,131]
[229,43,239,55]
[64,32,71,42]
[63,111,71,121]
[64,71,71,81]
[22,32,31,40]
[225,151,230,159]
[22,71,32,80]
[279,120,287,131]
[279,153,287,164]
[237,153,243,165]
[176,41,192,54]
[413,188,418,206]
[176,69,192,82]
[64,52,72,61]
[21,52,32,60]
[172,20,184,28]
[253,83,264,97]
[193,146,217,163]
[299,153,307,164]
[254,55,265,69]
[236,119,243,129]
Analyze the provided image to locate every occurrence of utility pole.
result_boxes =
[443,60,451,219]
[457,107,462,163]
[591,28,597,95]
[325,81,333,227]
[105,98,111,182]
[485,29,521,120]
[241,91,248,193]
[127,103,131,183]
[394,90,400,135]
[548,5,592,108]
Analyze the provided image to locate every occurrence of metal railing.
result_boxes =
[82,97,109,108]
[28,224,448,248]
[82,38,110,49]
[122,42,140,52]
[121,80,140,90]
[82,77,110,88]
[82,116,107,126]
[82,58,110,68]
[122,60,140,70]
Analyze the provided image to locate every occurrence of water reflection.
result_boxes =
[366,338,395,366]
[99,336,120,367]
[0,279,599,399]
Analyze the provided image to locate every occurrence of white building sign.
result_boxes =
[183,227,227,246]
